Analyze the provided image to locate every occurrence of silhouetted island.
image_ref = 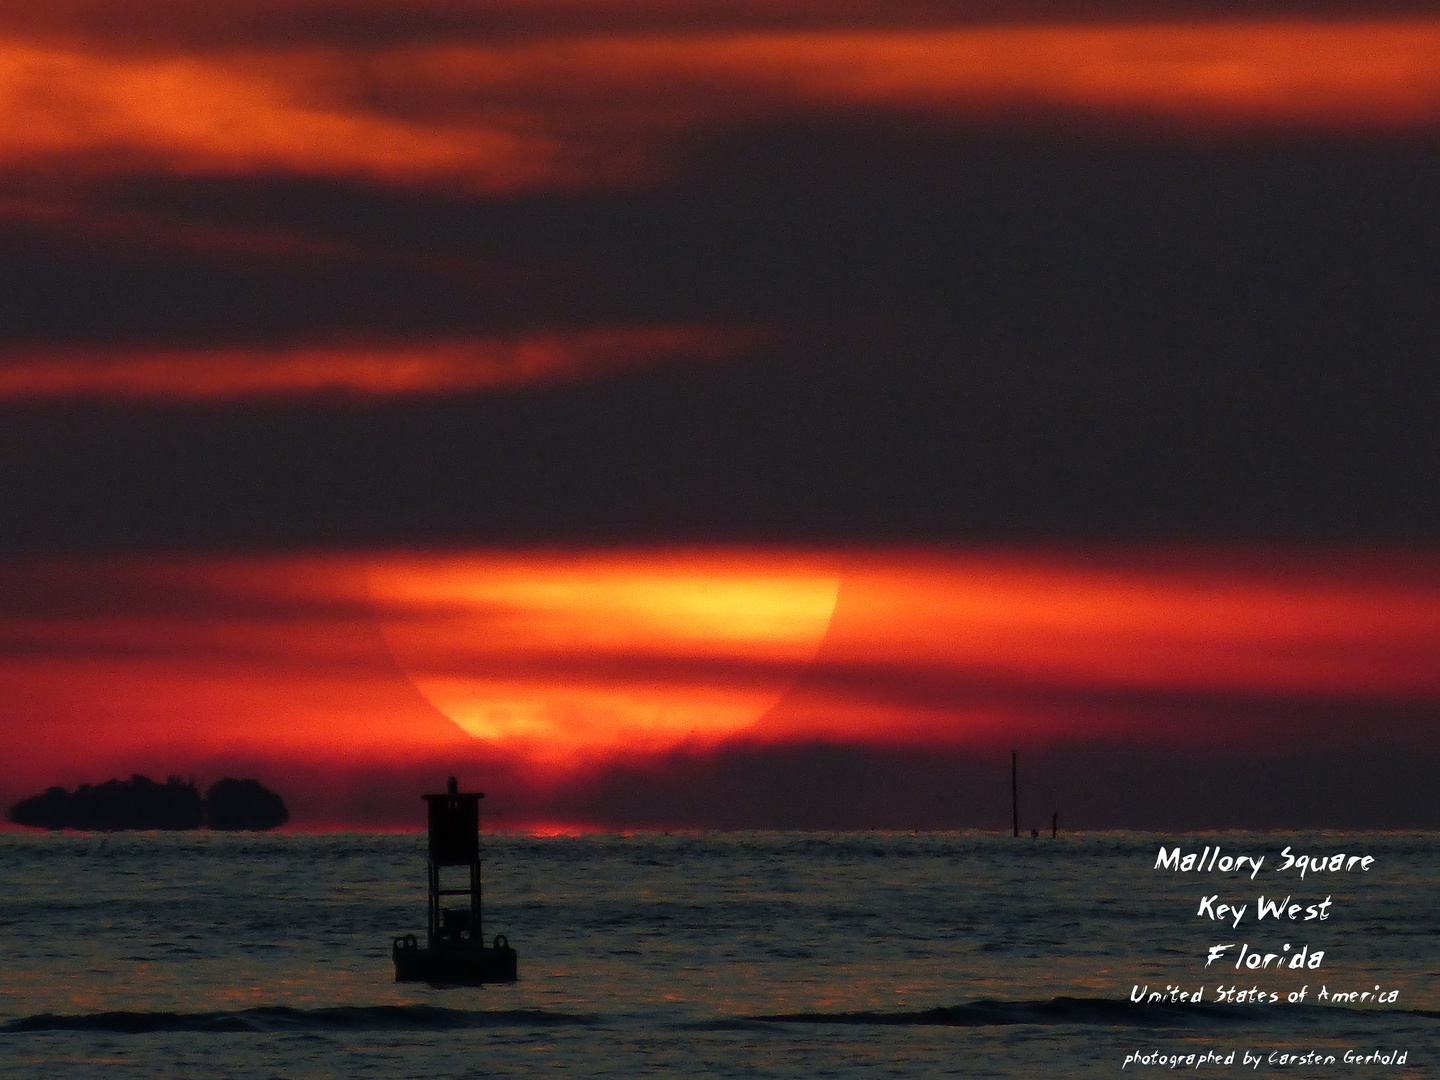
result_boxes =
[203,777,290,830]
[7,775,289,831]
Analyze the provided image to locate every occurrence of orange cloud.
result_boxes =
[756,550,1440,746]
[376,20,1440,132]
[828,550,1440,697]
[0,326,759,401]
[1,21,1438,192]
[673,21,1440,127]
[0,40,564,188]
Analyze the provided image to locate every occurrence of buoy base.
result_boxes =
[392,937,518,984]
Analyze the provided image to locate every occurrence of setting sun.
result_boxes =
[367,552,840,762]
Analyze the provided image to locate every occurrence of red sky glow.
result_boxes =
[2,548,1436,827]
[1,1,1436,831]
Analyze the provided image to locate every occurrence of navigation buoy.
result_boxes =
[391,776,517,984]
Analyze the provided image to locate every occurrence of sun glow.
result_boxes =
[366,552,841,762]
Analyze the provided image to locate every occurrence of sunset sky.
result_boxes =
[2,1,1437,830]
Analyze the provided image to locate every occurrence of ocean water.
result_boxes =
[0,831,1434,1078]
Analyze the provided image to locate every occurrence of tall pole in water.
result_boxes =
[1011,750,1018,838]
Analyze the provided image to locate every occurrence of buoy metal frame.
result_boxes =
[392,776,517,984]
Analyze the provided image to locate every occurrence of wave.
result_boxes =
[3,1004,600,1034]
[746,997,1440,1029]
[8,999,1436,1035]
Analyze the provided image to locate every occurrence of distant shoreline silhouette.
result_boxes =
[7,775,289,831]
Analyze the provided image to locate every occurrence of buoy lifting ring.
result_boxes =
[493,934,509,950]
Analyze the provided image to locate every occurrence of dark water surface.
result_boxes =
[0,831,1434,1077]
